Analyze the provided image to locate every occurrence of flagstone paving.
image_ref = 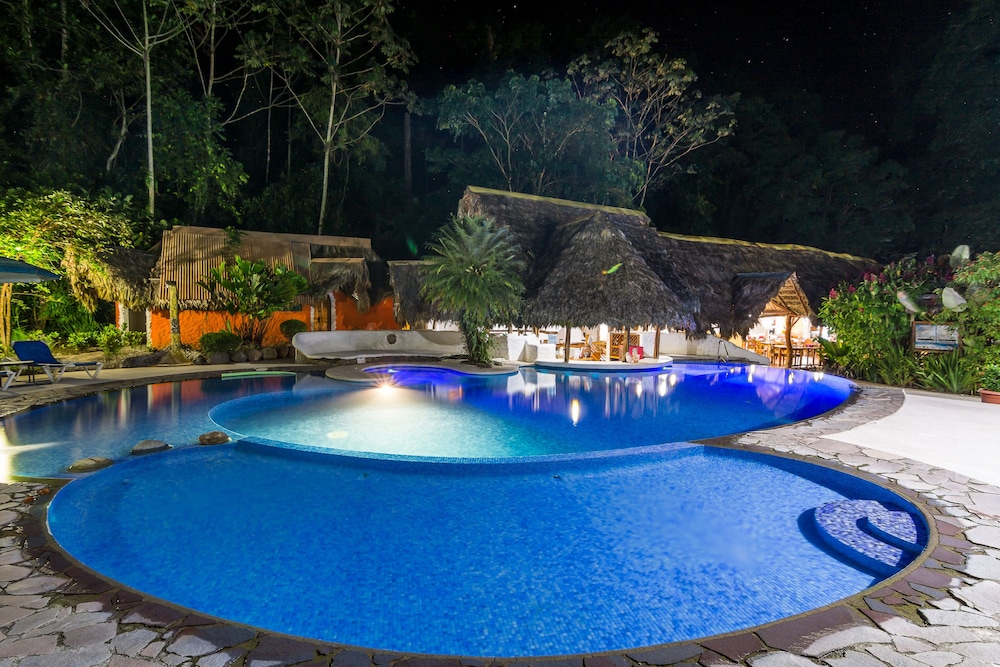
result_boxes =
[2,371,1000,666]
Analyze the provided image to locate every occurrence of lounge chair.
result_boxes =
[13,340,103,383]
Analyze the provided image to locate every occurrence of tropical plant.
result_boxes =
[421,215,524,366]
[981,363,1000,393]
[873,343,920,387]
[66,331,100,352]
[199,330,244,356]
[279,318,308,341]
[97,324,145,358]
[818,257,950,380]
[0,190,137,349]
[817,337,851,374]
[951,251,1000,368]
[918,351,977,394]
[197,255,308,346]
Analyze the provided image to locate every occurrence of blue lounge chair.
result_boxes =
[13,340,103,383]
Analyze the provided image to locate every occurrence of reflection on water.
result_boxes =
[213,364,851,459]
[0,375,297,479]
[1,366,850,476]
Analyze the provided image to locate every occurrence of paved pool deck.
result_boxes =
[1,362,1000,666]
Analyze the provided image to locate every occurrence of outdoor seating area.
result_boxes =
[745,337,822,369]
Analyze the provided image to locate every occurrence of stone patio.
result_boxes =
[2,370,1000,666]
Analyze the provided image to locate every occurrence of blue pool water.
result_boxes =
[212,364,854,459]
[14,363,904,656]
[48,442,906,656]
[0,364,851,475]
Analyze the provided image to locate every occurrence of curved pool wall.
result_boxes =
[209,364,855,460]
[46,440,928,657]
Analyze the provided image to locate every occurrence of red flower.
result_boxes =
[829,288,839,299]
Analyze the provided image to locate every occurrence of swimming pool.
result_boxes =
[47,441,922,656]
[211,364,854,459]
[8,363,927,656]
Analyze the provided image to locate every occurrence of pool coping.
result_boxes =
[2,369,1000,666]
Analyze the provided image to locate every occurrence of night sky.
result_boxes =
[396,0,961,142]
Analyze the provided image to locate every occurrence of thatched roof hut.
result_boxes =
[730,271,812,339]
[152,226,378,310]
[458,186,657,298]
[456,186,876,338]
[62,246,158,311]
[657,233,877,337]
[387,261,444,327]
[523,214,695,330]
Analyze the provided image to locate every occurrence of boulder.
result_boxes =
[261,346,279,360]
[68,457,114,473]
[230,351,248,363]
[247,348,263,362]
[198,431,232,445]
[131,439,172,455]
[209,352,232,365]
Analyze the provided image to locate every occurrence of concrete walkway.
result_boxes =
[2,366,1000,666]
[825,389,1000,487]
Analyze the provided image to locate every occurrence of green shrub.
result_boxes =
[97,324,144,358]
[873,344,920,387]
[279,319,308,341]
[918,350,977,394]
[981,363,1000,392]
[818,257,950,381]
[66,330,99,352]
[200,330,243,356]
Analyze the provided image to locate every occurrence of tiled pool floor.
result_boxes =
[2,366,1000,666]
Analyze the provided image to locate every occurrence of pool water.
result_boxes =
[11,363,907,657]
[212,364,854,459]
[47,442,904,656]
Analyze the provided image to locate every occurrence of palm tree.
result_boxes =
[422,215,524,365]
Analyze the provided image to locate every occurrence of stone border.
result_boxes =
[2,380,1000,666]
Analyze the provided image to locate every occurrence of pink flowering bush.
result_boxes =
[818,257,950,382]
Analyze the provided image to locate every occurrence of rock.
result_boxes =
[230,351,248,363]
[198,431,231,445]
[131,439,172,455]
[209,352,231,365]
[261,346,278,360]
[246,348,263,362]
[67,457,114,473]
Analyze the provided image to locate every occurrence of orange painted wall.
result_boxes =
[149,309,310,349]
[334,294,400,331]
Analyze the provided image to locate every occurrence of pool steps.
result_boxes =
[812,499,926,576]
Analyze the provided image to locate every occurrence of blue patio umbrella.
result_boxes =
[0,257,60,283]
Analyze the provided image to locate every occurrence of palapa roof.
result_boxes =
[62,246,159,310]
[153,226,378,310]
[730,272,812,338]
[657,232,877,337]
[523,214,695,329]
[455,186,877,337]
[458,186,655,297]
[388,261,444,326]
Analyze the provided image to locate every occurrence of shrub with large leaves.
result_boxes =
[198,256,308,346]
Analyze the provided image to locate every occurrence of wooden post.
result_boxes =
[167,281,182,353]
[784,314,794,368]
[621,326,629,362]
[564,324,572,363]
[653,326,662,359]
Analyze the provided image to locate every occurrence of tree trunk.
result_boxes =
[0,283,12,351]
[143,4,156,220]
[168,282,182,352]
[404,111,413,208]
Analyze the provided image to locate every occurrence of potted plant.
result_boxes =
[979,363,1000,404]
